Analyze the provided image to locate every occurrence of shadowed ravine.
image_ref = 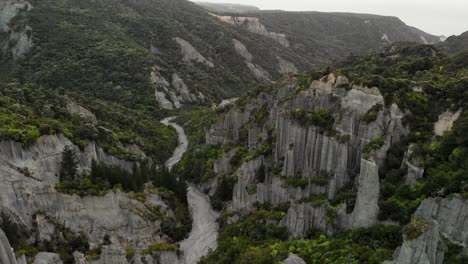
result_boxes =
[161,117,219,264]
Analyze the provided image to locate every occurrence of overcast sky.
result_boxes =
[194,0,468,37]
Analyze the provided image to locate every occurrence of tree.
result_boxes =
[59,146,78,184]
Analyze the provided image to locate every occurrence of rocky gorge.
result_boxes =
[0,0,467,263]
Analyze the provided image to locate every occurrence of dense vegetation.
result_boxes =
[0,0,186,162]
[200,206,402,264]
[332,43,468,223]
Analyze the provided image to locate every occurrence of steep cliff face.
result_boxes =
[207,73,407,236]
[0,228,17,264]
[0,0,33,58]
[0,134,181,263]
[384,220,446,264]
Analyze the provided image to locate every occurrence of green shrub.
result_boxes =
[290,108,335,131]
[363,104,383,123]
[363,137,385,159]
[125,247,136,258]
[282,176,308,189]
[404,217,432,240]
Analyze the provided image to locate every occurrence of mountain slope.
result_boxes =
[194,2,260,13]
[437,30,468,54]
[1,0,440,108]
[221,11,441,68]
[175,42,468,263]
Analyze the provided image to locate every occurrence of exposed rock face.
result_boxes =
[0,134,181,263]
[0,0,33,58]
[281,203,331,237]
[67,102,98,125]
[155,91,175,110]
[151,70,175,110]
[211,14,290,47]
[246,61,271,81]
[172,73,197,103]
[414,197,468,246]
[174,37,214,68]
[276,56,297,74]
[151,68,203,110]
[93,246,128,264]
[345,158,380,228]
[195,2,260,13]
[384,220,445,264]
[0,134,132,184]
[208,74,408,236]
[233,39,253,61]
[9,26,33,58]
[434,109,461,136]
[0,0,30,31]
[283,254,306,264]
[402,144,425,186]
[0,228,17,264]
[232,38,271,81]
[33,252,62,264]
[386,197,468,264]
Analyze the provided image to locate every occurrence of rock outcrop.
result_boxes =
[276,56,298,74]
[345,158,380,228]
[283,254,307,264]
[434,109,461,136]
[0,134,180,263]
[33,252,63,264]
[151,68,204,110]
[208,74,408,236]
[402,144,425,186]
[281,203,331,237]
[66,102,98,125]
[0,0,33,58]
[0,228,17,264]
[211,14,290,47]
[414,197,468,246]
[384,220,445,264]
[232,38,271,81]
[174,37,214,68]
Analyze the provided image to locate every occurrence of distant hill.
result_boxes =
[438,31,468,54]
[194,1,260,13]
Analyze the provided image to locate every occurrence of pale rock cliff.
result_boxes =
[0,228,17,264]
[0,0,33,58]
[434,109,461,136]
[344,158,380,228]
[174,37,214,67]
[208,74,408,236]
[211,14,290,47]
[0,134,179,263]
[151,68,205,110]
[414,197,468,246]
[384,220,446,264]
[283,254,307,264]
[232,38,271,81]
[33,252,62,264]
[402,144,425,186]
[66,102,98,125]
[276,56,298,74]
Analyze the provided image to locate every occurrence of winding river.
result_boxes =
[161,117,219,264]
